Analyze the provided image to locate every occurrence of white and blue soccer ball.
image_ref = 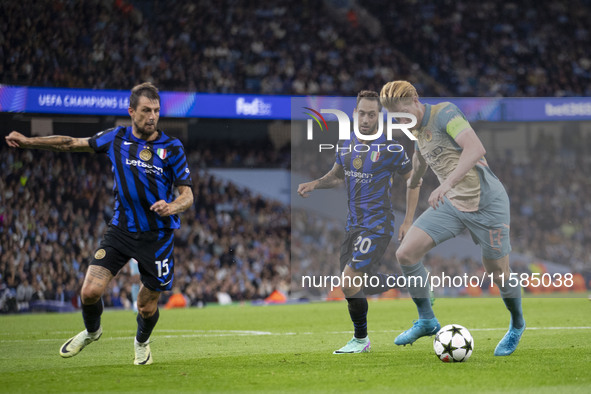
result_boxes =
[433,324,474,362]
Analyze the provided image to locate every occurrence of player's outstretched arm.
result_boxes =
[5,131,93,153]
[297,163,344,198]
[150,185,194,217]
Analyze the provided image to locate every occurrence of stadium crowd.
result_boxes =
[2,0,590,97]
[189,141,290,169]
[365,0,591,97]
[0,0,441,96]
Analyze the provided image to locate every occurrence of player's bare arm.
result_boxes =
[399,170,421,241]
[428,127,486,209]
[150,185,193,217]
[408,151,428,188]
[5,131,94,153]
[297,163,344,197]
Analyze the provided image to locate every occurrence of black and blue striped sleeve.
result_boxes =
[169,142,193,187]
[88,127,118,153]
[396,149,412,175]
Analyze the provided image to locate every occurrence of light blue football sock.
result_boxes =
[499,279,524,329]
[401,261,435,319]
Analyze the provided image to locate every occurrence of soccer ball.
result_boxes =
[433,324,474,362]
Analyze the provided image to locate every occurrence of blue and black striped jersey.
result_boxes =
[89,126,192,232]
[335,133,411,236]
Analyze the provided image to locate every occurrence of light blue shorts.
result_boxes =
[413,192,511,260]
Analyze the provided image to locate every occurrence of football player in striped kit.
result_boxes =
[6,82,193,364]
[298,91,415,353]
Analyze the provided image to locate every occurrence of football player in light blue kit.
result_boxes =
[380,81,525,356]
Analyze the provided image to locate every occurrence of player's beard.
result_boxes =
[359,121,378,136]
[135,120,158,139]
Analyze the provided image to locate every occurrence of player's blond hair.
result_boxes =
[380,80,417,110]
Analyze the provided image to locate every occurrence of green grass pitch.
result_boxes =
[1,297,590,393]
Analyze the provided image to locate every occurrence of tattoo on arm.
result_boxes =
[315,164,344,189]
[28,136,93,152]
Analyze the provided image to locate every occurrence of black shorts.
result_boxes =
[340,228,392,273]
[91,225,175,291]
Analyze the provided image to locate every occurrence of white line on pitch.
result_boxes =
[0,326,590,343]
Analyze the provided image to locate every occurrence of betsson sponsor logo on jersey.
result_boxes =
[344,169,373,184]
[125,159,164,176]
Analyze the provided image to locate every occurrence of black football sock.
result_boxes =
[136,308,160,343]
[82,299,103,334]
[346,291,368,339]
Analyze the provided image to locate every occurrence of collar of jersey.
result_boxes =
[126,126,162,145]
[351,130,386,145]
[419,104,431,129]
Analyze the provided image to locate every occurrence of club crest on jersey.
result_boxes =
[94,249,106,259]
[139,149,152,161]
[370,151,380,162]
[353,157,363,169]
[157,148,167,160]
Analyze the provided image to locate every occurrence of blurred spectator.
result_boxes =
[16,279,34,308]
[165,287,188,309]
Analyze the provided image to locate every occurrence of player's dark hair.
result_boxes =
[356,90,382,112]
[130,82,160,109]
